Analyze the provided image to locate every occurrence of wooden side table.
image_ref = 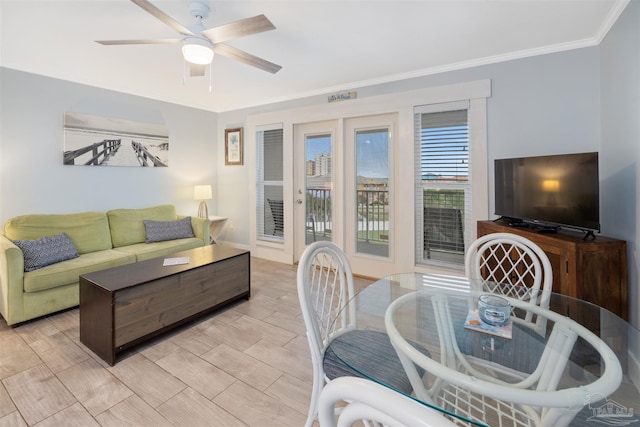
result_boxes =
[208,216,228,244]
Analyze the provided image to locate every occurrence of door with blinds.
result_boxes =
[256,125,285,243]
[415,102,471,269]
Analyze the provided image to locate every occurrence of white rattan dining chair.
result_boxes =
[465,232,553,334]
[297,241,422,427]
[318,376,459,427]
[385,292,623,427]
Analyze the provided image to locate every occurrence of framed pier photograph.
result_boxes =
[63,112,169,167]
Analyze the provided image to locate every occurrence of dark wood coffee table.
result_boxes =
[79,245,250,365]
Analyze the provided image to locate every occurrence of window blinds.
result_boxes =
[256,126,284,241]
[420,110,469,182]
[414,105,470,268]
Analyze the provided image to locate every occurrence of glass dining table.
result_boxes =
[326,273,640,427]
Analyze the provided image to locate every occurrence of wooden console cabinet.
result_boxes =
[477,220,628,321]
[80,246,250,365]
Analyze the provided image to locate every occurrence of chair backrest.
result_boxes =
[385,292,622,427]
[424,206,465,256]
[297,241,356,365]
[318,376,458,427]
[266,199,284,234]
[465,232,552,332]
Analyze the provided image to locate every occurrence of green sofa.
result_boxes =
[0,204,209,326]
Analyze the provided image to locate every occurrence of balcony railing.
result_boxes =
[285,188,465,262]
[305,189,389,244]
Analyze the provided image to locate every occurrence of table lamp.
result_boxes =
[194,185,212,218]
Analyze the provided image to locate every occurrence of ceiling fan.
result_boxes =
[95,0,281,77]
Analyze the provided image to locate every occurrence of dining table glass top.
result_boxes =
[326,273,640,427]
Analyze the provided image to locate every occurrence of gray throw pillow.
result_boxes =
[13,232,79,272]
[144,217,194,243]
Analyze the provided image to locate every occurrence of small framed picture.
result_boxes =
[225,127,243,166]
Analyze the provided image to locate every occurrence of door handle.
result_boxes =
[297,199,303,204]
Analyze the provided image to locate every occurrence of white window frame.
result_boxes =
[414,99,488,271]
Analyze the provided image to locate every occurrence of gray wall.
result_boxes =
[600,0,640,328]
[0,69,218,221]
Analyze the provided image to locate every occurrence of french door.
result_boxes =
[344,114,395,277]
[294,114,396,277]
[294,120,340,258]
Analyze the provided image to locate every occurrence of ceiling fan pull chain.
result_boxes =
[209,63,212,93]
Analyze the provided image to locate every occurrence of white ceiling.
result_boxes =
[0,0,628,112]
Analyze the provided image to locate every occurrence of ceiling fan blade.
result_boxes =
[201,14,275,44]
[213,44,281,74]
[96,39,180,45]
[190,64,206,77]
[130,0,194,36]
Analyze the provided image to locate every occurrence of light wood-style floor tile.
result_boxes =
[108,353,186,408]
[248,293,302,319]
[230,297,277,321]
[33,402,100,427]
[230,314,297,346]
[168,328,221,356]
[0,411,27,427]
[12,319,60,345]
[0,383,16,418]
[199,318,263,351]
[157,387,246,427]
[284,334,313,358]
[198,303,244,325]
[29,331,90,373]
[57,358,133,416]
[262,310,308,336]
[202,343,283,391]
[95,395,173,427]
[136,335,182,362]
[155,348,236,400]
[46,309,80,341]
[265,373,313,415]
[214,380,307,427]
[245,339,313,383]
[3,364,76,425]
[0,335,41,380]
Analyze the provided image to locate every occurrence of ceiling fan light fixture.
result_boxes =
[182,37,214,65]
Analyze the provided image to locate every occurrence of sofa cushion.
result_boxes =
[144,217,194,243]
[107,204,177,247]
[3,212,112,254]
[114,238,204,262]
[13,233,79,272]
[23,249,136,293]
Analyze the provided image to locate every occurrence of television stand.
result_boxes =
[477,219,628,323]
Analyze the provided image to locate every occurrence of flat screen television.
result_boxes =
[494,152,600,236]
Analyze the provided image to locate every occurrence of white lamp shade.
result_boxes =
[182,37,214,65]
[194,185,212,200]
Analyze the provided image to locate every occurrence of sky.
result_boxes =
[305,130,389,179]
